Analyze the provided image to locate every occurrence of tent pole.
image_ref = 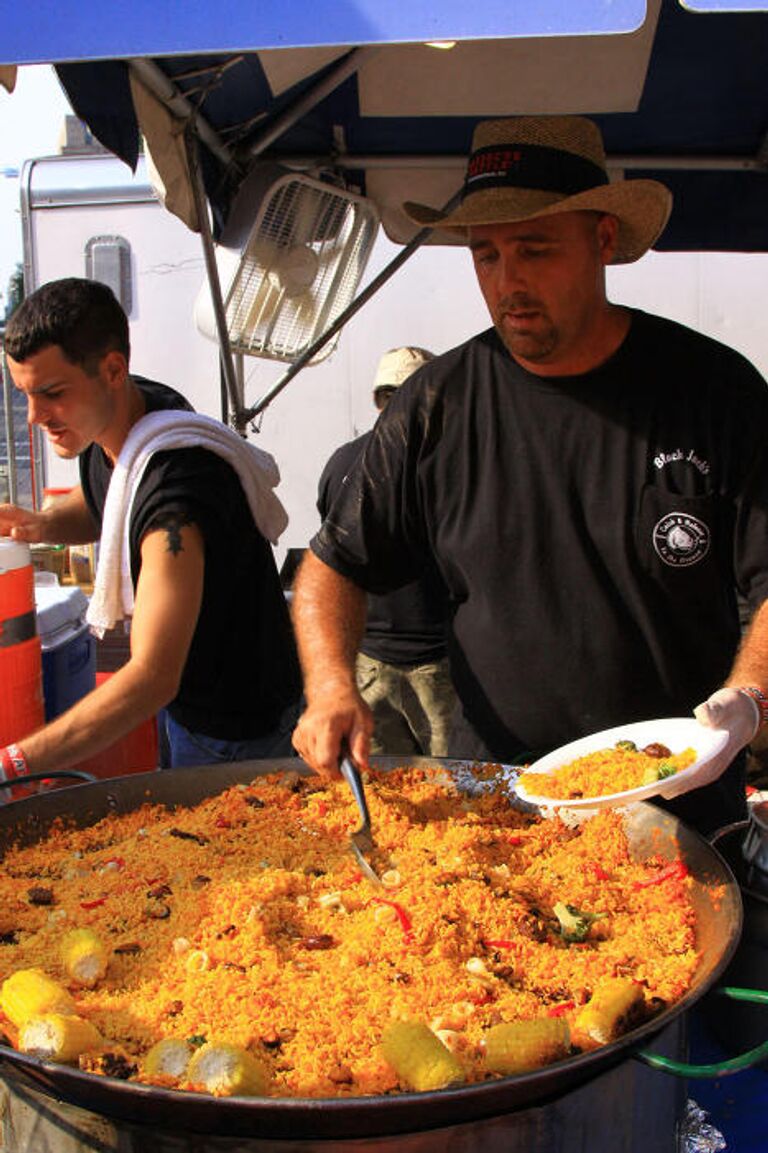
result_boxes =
[185,129,245,432]
[276,152,766,174]
[130,58,233,167]
[246,47,380,160]
[1,350,18,503]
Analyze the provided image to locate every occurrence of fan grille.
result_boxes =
[224,177,378,363]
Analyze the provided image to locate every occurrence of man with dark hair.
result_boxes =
[0,277,302,777]
[290,115,768,836]
[5,276,131,370]
[317,347,456,755]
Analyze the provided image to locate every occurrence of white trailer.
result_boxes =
[17,131,768,565]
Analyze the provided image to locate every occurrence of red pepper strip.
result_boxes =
[369,897,414,943]
[468,989,496,1006]
[506,836,524,846]
[547,1001,575,1017]
[215,817,232,829]
[482,939,515,950]
[589,863,611,881]
[632,860,689,890]
[80,897,107,909]
[316,801,328,818]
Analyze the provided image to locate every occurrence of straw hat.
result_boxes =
[373,346,433,390]
[403,116,672,264]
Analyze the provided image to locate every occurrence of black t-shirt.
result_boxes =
[80,377,302,739]
[317,432,448,666]
[312,311,768,761]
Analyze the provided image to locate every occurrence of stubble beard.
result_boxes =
[491,311,555,364]
[494,301,559,364]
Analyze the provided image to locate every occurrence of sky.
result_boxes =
[0,65,73,314]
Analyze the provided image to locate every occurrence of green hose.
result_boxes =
[636,987,768,1077]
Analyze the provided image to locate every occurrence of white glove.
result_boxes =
[658,687,759,799]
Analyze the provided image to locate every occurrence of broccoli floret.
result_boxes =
[553,902,607,943]
[642,762,678,784]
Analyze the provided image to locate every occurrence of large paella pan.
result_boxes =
[0,757,751,1139]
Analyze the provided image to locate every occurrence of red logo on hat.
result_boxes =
[467,149,522,182]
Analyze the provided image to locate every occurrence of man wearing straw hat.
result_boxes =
[291,114,768,835]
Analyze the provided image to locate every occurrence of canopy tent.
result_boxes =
[1,0,649,60]
[2,0,768,253]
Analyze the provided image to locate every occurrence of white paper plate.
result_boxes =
[514,717,729,810]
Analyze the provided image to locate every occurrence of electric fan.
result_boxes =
[195,165,380,364]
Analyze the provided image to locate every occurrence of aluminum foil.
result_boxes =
[682,1100,727,1153]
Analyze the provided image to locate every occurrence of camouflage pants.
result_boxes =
[355,653,457,756]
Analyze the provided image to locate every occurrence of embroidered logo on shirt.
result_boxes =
[653,449,710,476]
[652,513,711,568]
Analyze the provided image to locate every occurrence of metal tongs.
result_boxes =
[340,755,382,884]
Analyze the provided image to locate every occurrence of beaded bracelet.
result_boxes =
[737,686,768,733]
[0,743,30,782]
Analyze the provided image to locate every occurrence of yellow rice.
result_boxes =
[0,767,704,1098]
[517,745,697,800]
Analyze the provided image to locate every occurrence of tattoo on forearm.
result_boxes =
[150,512,194,555]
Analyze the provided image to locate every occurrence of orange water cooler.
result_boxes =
[0,538,45,746]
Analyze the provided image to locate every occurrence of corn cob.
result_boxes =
[144,1038,194,1081]
[18,1013,102,1063]
[61,928,109,988]
[483,1017,570,1075]
[574,978,645,1045]
[1,969,76,1028]
[186,1042,270,1097]
[380,1020,464,1092]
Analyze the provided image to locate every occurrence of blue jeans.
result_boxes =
[159,702,301,768]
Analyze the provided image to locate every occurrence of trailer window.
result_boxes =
[85,235,133,315]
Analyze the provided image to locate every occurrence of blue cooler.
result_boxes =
[34,577,97,721]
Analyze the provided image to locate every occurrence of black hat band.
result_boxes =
[462,142,609,202]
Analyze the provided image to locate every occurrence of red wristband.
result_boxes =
[0,744,30,782]
[737,687,768,733]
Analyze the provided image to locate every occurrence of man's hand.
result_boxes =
[1,488,96,547]
[291,683,373,779]
[659,687,760,799]
[290,552,371,778]
[0,503,47,543]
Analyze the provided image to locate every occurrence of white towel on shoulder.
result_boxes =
[86,410,288,638]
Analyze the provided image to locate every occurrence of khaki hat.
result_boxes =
[403,115,672,264]
[373,346,433,390]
